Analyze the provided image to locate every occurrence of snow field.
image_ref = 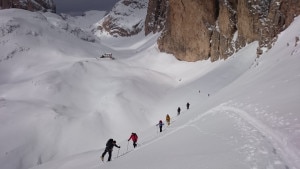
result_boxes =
[0,8,299,169]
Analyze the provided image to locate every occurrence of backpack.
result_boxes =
[132,133,138,141]
[106,139,114,147]
[166,115,170,121]
[158,120,163,127]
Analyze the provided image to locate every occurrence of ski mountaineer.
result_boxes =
[166,114,171,126]
[177,107,181,116]
[156,120,164,132]
[101,139,120,162]
[128,132,138,148]
[186,102,190,110]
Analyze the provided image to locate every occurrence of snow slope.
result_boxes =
[0,8,299,169]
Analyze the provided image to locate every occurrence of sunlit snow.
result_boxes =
[0,8,299,169]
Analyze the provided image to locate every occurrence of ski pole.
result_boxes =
[117,148,120,158]
[126,141,129,152]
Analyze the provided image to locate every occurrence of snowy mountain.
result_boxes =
[147,0,300,62]
[0,0,56,12]
[94,0,148,37]
[0,7,300,169]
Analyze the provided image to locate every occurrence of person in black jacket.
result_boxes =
[101,139,120,161]
[177,107,181,116]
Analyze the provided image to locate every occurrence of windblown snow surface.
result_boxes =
[0,9,300,169]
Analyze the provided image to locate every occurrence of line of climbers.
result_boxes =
[156,102,190,132]
[101,102,190,161]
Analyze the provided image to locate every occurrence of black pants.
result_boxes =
[133,141,137,148]
[102,148,112,161]
[159,126,162,132]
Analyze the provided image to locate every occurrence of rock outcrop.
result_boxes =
[95,0,148,37]
[146,0,300,62]
[0,0,56,12]
[144,0,167,35]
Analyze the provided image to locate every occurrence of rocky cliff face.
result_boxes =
[0,0,56,12]
[96,0,148,37]
[144,0,167,35]
[146,0,300,62]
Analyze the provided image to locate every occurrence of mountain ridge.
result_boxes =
[0,0,56,12]
[95,0,300,62]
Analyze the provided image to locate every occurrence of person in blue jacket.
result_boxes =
[156,120,164,132]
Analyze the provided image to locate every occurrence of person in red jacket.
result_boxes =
[128,132,138,148]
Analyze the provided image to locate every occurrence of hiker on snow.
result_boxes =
[156,120,164,132]
[101,138,120,162]
[128,132,138,148]
[177,107,181,116]
[166,114,171,126]
[186,102,190,110]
